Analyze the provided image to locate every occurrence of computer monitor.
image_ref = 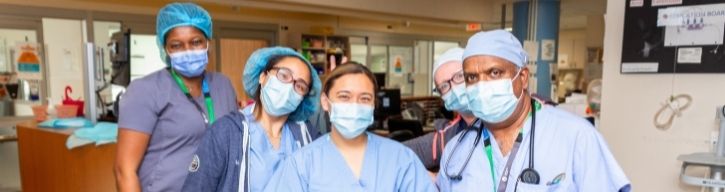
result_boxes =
[373,73,386,89]
[374,88,401,119]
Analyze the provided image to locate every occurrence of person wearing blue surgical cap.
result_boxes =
[182,47,322,192]
[263,62,436,192]
[437,29,631,192]
[402,47,478,178]
[116,3,238,192]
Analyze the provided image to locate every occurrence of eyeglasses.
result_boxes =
[434,71,465,95]
[268,67,310,95]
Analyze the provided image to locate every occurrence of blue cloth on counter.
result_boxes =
[38,118,93,129]
[65,122,119,149]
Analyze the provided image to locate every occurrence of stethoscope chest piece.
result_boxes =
[519,168,540,184]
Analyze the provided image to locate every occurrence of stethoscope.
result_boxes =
[444,99,540,188]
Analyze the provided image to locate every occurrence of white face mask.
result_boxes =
[465,69,523,123]
[329,102,374,139]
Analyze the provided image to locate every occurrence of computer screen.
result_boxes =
[375,88,401,118]
[373,73,386,89]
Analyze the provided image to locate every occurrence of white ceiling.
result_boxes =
[203,0,606,30]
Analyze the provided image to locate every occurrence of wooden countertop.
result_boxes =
[0,116,33,128]
[16,121,117,192]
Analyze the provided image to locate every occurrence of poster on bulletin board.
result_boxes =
[14,42,43,80]
[621,0,725,73]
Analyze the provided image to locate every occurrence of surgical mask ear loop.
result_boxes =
[511,67,526,101]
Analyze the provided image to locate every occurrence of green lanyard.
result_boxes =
[483,101,542,191]
[170,69,216,125]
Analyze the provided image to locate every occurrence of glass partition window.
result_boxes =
[92,21,121,104]
[350,44,368,64]
[130,34,165,81]
[369,45,387,73]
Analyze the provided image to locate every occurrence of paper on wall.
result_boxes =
[677,47,702,64]
[658,3,725,27]
[665,23,725,46]
[14,42,43,80]
[622,62,659,73]
[652,0,682,7]
[541,39,556,61]
[631,0,644,7]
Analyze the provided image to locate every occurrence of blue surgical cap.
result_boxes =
[156,3,212,60]
[463,29,527,68]
[243,47,322,122]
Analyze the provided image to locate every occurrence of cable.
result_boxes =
[653,94,693,130]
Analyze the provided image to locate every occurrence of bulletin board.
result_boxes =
[621,0,725,73]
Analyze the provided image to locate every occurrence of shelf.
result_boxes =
[302,47,326,51]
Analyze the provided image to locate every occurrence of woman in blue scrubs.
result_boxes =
[182,47,322,192]
[263,62,436,192]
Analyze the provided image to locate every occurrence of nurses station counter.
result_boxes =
[15,121,116,192]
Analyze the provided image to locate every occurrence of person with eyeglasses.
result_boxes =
[402,47,477,179]
[262,62,436,192]
[115,3,239,192]
[437,30,631,192]
[181,47,322,192]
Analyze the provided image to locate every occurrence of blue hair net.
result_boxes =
[243,47,321,122]
[463,29,527,68]
[156,2,212,61]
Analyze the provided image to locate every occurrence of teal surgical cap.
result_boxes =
[243,47,322,122]
[463,29,527,68]
[156,2,212,60]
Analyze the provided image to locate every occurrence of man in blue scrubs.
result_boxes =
[437,29,631,192]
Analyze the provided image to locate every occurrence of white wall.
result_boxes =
[601,0,725,191]
[42,18,85,105]
[558,29,587,69]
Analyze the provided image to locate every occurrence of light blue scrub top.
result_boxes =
[263,133,436,192]
[437,105,631,192]
[241,105,301,192]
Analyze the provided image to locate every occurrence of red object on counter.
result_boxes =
[62,86,84,117]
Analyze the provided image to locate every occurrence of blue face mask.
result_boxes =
[466,70,523,123]
[442,83,472,114]
[329,102,374,139]
[261,75,303,116]
[169,49,208,77]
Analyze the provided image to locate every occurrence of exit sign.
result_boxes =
[466,23,482,31]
